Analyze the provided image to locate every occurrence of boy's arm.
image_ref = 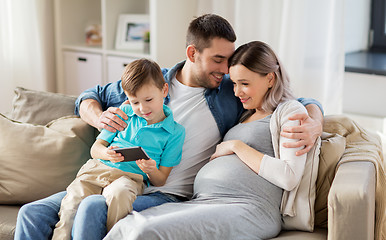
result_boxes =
[136,160,172,186]
[281,103,324,156]
[149,166,173,186]
[90,139,124,163]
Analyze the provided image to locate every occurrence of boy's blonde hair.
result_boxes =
[121,59,165,96]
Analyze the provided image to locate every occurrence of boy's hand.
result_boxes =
[136,159,157,174]
[105,146,125,163]
[280,113,322,156]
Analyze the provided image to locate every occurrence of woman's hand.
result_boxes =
[210,140,264,173]
[210,140,239,161]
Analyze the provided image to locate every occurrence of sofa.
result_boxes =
[0,87,384,240]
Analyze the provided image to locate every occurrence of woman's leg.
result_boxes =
[105,203,281,240]
[14,191,66,240]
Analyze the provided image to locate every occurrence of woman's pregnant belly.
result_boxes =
[193,154,283,205]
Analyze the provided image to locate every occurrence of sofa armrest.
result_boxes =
[328,161,375,240]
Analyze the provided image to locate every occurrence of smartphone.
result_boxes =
[114,146,150,162]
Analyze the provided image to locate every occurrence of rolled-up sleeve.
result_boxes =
[297,97,324,115]
[74,80,127,116]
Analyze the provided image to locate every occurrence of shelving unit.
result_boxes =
[54,0,198,95]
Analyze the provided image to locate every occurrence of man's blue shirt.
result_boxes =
[75,60,323,137]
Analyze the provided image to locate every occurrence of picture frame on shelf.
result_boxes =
[115,14,150,52]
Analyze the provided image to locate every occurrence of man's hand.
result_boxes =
[97,107,128,132]
[281,112,323,156]
[79,99,128,132]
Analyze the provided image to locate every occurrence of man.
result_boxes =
[15,14,323,240]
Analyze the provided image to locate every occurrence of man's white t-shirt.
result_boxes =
[143,76,221,198]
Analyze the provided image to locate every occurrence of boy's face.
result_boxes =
[191,37,235,89]
[126,81,168,125]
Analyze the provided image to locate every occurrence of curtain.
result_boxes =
[198,0,345,115]
[0,0,55,113]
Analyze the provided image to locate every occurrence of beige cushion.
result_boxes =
[0,114,95,204]
[314,132,346,228]
[272,228,327,239]
[11,87,77,125]
[0,205,20,240]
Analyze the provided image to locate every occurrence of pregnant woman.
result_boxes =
[104,41,310,240]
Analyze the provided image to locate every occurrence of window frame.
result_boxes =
[371,0,386,51]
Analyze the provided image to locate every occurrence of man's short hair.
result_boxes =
[121,59,165,96]
[186,14,236,52]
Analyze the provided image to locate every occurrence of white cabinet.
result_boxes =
[343,72,386,117]
[63,51,102,95]
[54,0,198,95]
[107,56,136,83]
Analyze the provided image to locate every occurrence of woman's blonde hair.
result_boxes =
[229,41,295,116]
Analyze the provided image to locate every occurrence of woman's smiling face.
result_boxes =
[229,64,274,110]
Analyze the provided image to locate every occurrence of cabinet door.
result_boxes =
[107,56,137,83]
[63,51,102,95]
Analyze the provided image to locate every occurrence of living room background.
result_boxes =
[0,0,378,119]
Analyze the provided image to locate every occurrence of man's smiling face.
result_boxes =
[191,37,235,89]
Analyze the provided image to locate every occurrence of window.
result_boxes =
[371,0,386,51]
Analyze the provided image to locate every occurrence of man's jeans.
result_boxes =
[14,191,182,240]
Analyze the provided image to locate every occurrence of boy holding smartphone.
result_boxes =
[51,59,185,240]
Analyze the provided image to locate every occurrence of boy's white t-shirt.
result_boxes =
[143,76,221,198]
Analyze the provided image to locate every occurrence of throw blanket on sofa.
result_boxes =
[319,115,386,240]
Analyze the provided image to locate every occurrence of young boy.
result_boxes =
[51,59,185,240]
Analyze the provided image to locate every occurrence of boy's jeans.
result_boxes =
[15,190,182,240]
